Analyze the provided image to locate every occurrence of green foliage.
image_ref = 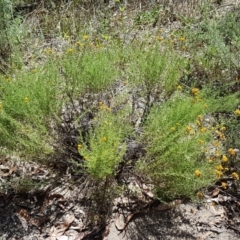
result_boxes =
[0,0,12,72]
[60,44,118,95]
[137,88,240,200]
[77,102,132,179]
[126,43,185,96]
[179,7,240,88]
[0,61,61,156]
[135,7,160,25]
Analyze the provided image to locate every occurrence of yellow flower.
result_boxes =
[220,126,226,131]
[221,182,227,189]
[195,170,201,177]
[198,139,204,144]
[232,172,239,180]
[215,150,220,157]
[186,125,191,132]
[45,49,52,54]
[156,36,163,41]
[197,192,203,199]
[216,165,224,171]
[24,97,29,103]
[179,37,185,41]
[123,81,128,85]
[222,155,228,163]
[191,88,199,95]
[176,122,181,126]
[207,157,213,163]
[228,148,236,156]
[171,127,176,131]
[102,136,107,142]
[196,120,201,126]
[213,141,219,147]
[215,170,223,179]
[83,35,89,40]
[177,85,182,90]
[200,127,207,133]
[76,42,84,47]
[234,109,240,116]
[84,156,88,160]
[181,46,186,50]
[68,48,74,53]
[77,144,82,150]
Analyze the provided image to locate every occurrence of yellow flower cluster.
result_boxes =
[215,170,223,178]
[235,109,240,116]
[186,125,191,132]
[179,37,185,42]
[200,127,207,133]
[221,182,227,189]
[195,170,201,177]
[99,102,111,112]
[45,49,53,54]
[102,136,107,142]
[228,148,236,156]
[83,35,89,40]
[232,172,239,180]
[68,48,74,53]
[222,155,228,163]
[191,88,199,95]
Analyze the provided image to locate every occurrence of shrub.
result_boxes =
[77,101,132,179]
[137,88,240,200]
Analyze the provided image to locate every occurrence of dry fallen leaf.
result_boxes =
[212,188,220,197]
[15,212,28,231]
[49,215,75,240]
[197,231,212,240]
[115,213,125,231]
